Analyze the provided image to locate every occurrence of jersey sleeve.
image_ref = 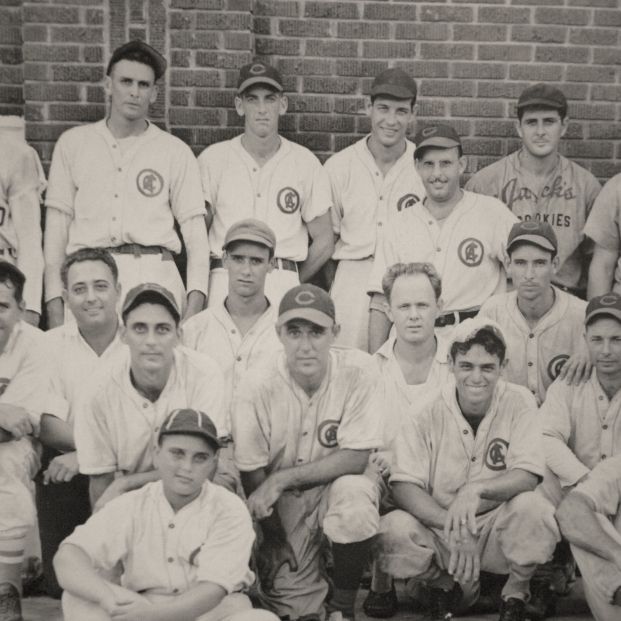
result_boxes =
[324,155,344,236]
[8,144,45,201]
[488,198,519,260]
[197,145,222,210]
[45,132,77,216]
[583,175,621,253]
[574,454,621,517]
[505,388,544,478]
[389,413,431,489]
[464,166,498,198]
[301,153,332,223]
[367,220,399,295]
[169,143,207,224]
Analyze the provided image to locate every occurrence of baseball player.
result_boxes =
[584,172,621,298]
[0,134,45,326]
[556,453,621,621]
[367,124,518,353]
[44,40,209,327]
[479,221,587,405]
[466,83,601,299]
[373,318,559,621]
[324,68,424,351]
[231,284,382,621]
[0,262,49,620]
[183,219,282,427]
[198,61,334,310]
[73,282,227,511]
[55,408,279,621]
[35,247,124,598]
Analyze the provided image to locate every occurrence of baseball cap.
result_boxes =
[517,83,567,112]
[370,68,417,101]
[414,124,462,159]
[122,283,180,323]
[158,408,221,451]
[448,317,507,350]
[223,219,276,252]
[237,61,284,94]
[585,293,621,326]
[107,40,167,81]
[506,220,558,255]
[277,284,335,328]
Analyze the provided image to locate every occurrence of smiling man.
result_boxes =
[44,40,209,326]
[198,61,333,310]
[324,68,424,351]
[466,83,601,300]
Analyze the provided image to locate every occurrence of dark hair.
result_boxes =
[0,261,25,305]
[61,247,119,289]
[508,240,557,261]
[122,291,180,327]
[517,105,567,122]
[224,239,275,260]
[370,94,416,110]
[449,328,506,365]
[415,144,463,161]
[382,262,442,303]
[108,50,158,81]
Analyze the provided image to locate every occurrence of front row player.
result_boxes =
[373,318,559,621]
[54,408,278,621]
[232,284,382,621]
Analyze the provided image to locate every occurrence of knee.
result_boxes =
[507,491,557,527]
[376,510,427,551]
[228,611,280,621]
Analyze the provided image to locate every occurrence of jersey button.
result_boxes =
[527,362,533,367]
[253,168,257,172]
[155,427,159,433]
[436,247,441,252]
[168,523,175,529]
[236,356,242,362]
[111,236,117,242]
[117,167,122,172]
[379,196,384,200]
[463,429,468,435]
[603,424,609,430]
[257,193,261,198]
[143,403,148,409]
[167,557,174,563]
[599,396,604,401]
[602,454,607,460]
[471,456,476,462]
[231,329,236,334]
[114,194,119,198]
[377,222,383,227]
[302,431,308,436]
[173,588,179,594]
[112,216,117,221]
[529,333,534,338]
[297,458,303,463]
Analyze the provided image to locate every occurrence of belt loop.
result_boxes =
[133,244,141,258]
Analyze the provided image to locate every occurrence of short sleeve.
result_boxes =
[367,220,399,295]
[169,143,206,224]
[583,175,621,253]
[574,455,621,517]
[8,145,45,201]
[197,145,222,208]
[300,153,331,223]
[390,414,431,489]
[45,132,77,216]
[324,156,344,235]
[505,390,544,478]
[488,198,519,260]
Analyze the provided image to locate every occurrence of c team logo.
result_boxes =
[249,63,267,75]
[599,294,619,306]
[295,290,316,305]
[277,187,300,214]
[547,354,569,381]
[318,419,340,448]
[397,193,421,212]
[0,378,10,397]
[485,438,509,471]
[136,169,164,198]
[457,238,484,267]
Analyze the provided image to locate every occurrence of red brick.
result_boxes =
[421,43,475,60]
[299,115,355,133]
[306,39,358,58]
[195,90,236,107]
[451,100,505,117]
[0,85,22,104]
[363,3,418,21]
[196,13,252,30]
[86,9,105,25]
[280,19,331,38]
[255,37,300,55]
[280,58,334,76]
[399,61,449,78]
[592,85,621,102]
[0,65,22,84]
[170,90,190,106]
[462,139,504,156]
[51,65,104,82]
[535,46,589,64]
[590,123,621,140]
[569,102,615,120]
[452,63,506,79]
[569,0,616,5]
[49,104,105,122]
[334,97,366,115]
[24,5,80,24]
[170,31,219,49]
[477,81,527,99]
[170,0,223,7]
[594,10,621,27]
[510,0,563,5]
[511,25,566,43]
[22,25,48,43]
[287,132,331,153]
[170,108,221,126]
[356,116,370,133]
[197,51,251,69]
[335,59,386,77]
[453,24,508,42]
[334,135,361,152]
[25,103,45,123]
[564,141,614,159]
[478,6,530,23]
[569,28,619,46]
[51,27,104,44]
[287,95,332,113]
[26,124,73,142]
[252,17,271,35]
[304,77,359,95]
[591,161,621,180]
[227,0,251,10]
[417,99,447,116]
[24,83,80,102]
[170,11,194,30]
[421,80,475,97]
[395,23,449,41]
[0,8,21,25]
[0,27,22,46]
[128,28,146,41]
[420,5,473,22]
[567,65,615,83]
[224,32,252,49]
[23,63,49,81]
[362,41,417,59]
[83,46,104,63]
[170,69,220,87]
[478,44,531,61]
[255,0,298,17]
[0,48,22,65]
[535,7,589,25]
[337,21,390,39]
[593,48,621,65]
[24,44,80,62]
[87,85,105,103]
[475,120,518,137]
[509,64,562,81]
[305,2,359,19]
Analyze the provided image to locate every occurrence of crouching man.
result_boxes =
[54,408,278,621]
[373,318,559,621]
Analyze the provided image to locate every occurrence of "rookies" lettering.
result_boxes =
[519,213,572,228]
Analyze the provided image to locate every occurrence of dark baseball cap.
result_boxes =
[122,283,180,323]
[107,40,167,81]
[585,293,621,326]
[223,219,276,252]
[507,221,558,255]
[277,284,336,328]
[517,83,567,112]
[237,61,284,94]
[414,124,462,159]
[371,68,417,101]
[158,408,221,451]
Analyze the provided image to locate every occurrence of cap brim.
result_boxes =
[123,290,180,320]
[585,308,621,325]
[224,233,274,249]
[237,77,283,94]
[507,234,556,253]
[277,308,334,328]
[517,97,564,110]
[159,428,222,450]
[370,85,415,100]
[415,137,460,158]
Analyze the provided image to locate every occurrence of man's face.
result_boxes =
[223,242,273,299]
[368,96,414,149]
[387,273,440,346]
[155,434,218,503]
[106,59,157,122]
[122,303,180,374]
[586,317,621,377]
[0,281,23,352]
[277,319,337,382]
[517,108,567,159]
[235,85,287,139]
[450,344,503,415]
[416,146,465,204]
[64,260,120,330]
[508,244,558,302]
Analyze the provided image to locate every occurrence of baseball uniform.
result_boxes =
[60,479,271,621]
[325,137,425,350]
[566,455,621,621]
[198,135,331,309]
[45,120,209,311]
[479,287,587,405]
[583,172,621,293]
[466,150,601,294]
[375,377,558,602]
[0,136,45,315]
[231,347,383,619]
[368,190,518,314]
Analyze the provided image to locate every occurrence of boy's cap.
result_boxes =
[277,284,335,328]
[448,316,507,349]
[370,68,417,100]
[158,409,221,451]
[585,293,621,326]
[507,220,558,254]
[517,83,567,112]
[414,124,461,159]
[223,219,276,251]
[107,40,167,80]
[122,283,180,322]
[237,61,283,94]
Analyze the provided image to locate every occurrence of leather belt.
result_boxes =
[211,257,298,272]
[435,308,479,328]
[107,244,173,260]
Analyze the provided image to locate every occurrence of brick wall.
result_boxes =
[4,0,621,181]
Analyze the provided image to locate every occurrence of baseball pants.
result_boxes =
[257,474,380,620]
[374,491,559,602]
[63,585,279,621]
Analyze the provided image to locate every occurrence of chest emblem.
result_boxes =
[136,169,164,198]
[457,238,484,267]
[397,193,421,212]
[317,419,339,448]
[485,438,508,471]
[277,187,300,214]
[547,354,569,381]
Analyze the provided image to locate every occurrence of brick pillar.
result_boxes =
[0,1,24,118]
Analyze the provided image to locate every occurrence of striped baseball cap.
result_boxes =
[158,408,221,451]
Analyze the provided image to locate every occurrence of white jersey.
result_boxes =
[74,346,225,475]
[325,136,425,260]
[198,135,331,260]
[368,191,518,312]
[479,287,587,404]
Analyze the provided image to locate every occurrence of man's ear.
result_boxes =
[234,96,245,117]
[149,84,159,105]
[279,94,289,116]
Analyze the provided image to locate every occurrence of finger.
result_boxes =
[473,553,481,583]
[462,554,473,584]
[443,514,452,542]
[63,469,75,483]
[43,468,51,485]
[448,548,458,576]
[573,363,586,386]
[265,557,287,591]
[455,550,466,582]
[468,508,478,536]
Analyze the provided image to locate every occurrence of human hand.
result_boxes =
[0,404,34,440]
[444,483,481,541]
[43,451,79,484]
[447,528,480,586]
[257,537,298,591]
[247,475,285,520]
[94,478,127,512]
[557,353,592,386]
